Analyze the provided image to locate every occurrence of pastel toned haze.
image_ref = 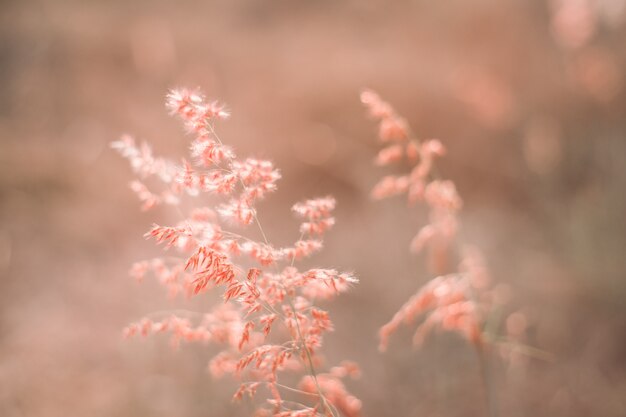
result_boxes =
[1,1,625,417]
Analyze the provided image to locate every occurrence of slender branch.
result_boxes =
[474,342,497,417]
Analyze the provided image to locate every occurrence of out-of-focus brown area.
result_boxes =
[1,0,625,416]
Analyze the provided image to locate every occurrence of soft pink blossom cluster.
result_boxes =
[113,89,360,417]
[361,90,525,354]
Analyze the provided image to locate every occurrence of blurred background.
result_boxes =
[1,0,625,416]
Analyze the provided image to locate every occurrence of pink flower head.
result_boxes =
[363,91,519,365]
[166,88,230,128]
[292,196,336,220]
[360,89,409,142]
[116,88,360,416]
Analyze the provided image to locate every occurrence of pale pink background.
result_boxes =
[1,1,625,416]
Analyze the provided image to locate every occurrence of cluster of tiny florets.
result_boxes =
[361,90,524,354]
[113,89,360,417]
